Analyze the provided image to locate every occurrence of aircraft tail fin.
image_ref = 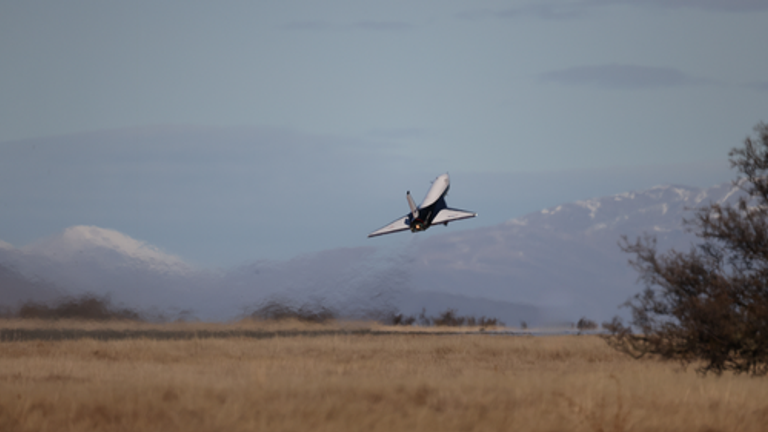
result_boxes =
[406,191,419,218]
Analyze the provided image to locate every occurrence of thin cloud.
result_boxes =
[458,0,768,21]
[284,20,412,32]
[367,127,425,140]
[746,81,768,91]
[282,20,334,31]
[352,21,412,31]
[539,64,699,89]
[458,4,587,21]
[611,0,768,13]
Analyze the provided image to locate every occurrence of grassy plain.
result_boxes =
[0,319,766,432]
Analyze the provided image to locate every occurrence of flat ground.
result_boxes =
[0,320,766,432]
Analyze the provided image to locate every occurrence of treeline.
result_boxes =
[388,308,501,327]
[249,300,503,327]
[1,295,142,321]
[2,295,505,328]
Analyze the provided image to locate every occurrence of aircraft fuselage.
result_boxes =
[407,173,450,232]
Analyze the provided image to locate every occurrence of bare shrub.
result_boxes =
[605,122,768,376]
[247,301,502,328]
[478,316,499,327]
[577,317,598,332]
[249,299,336,323]
[433,309,464,326]
[418,308,431,326]
[429,309,500,327]
[17,294,141,321]
[389,313,416,326]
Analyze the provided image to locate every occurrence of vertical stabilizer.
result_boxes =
[406,191,419,219]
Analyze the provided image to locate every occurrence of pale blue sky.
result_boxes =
[1,1,766,264]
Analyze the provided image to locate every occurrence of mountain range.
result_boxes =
[0,181,743,324]
[408,181,741,322]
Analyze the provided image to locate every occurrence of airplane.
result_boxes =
[368,173,477,238]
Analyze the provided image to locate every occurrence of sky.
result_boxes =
[1,1,767,266]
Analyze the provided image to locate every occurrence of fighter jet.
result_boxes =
[368,173,477,238]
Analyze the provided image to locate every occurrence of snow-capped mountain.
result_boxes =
[0,181,745,323]
[0,227,542,322]
[507,182,739,243]
[21,226,191,273]
[0,229,410,319]
[407,182,743,322]
[0,226,211,314]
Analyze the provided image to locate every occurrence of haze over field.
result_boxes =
[1,2,766,322]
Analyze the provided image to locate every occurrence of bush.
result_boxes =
[604,123,768,376]
[248,300,503,328]
[433,309,464,326]
[249,300,336,323]
[383,308,501,328]
[427,309,500,327]
[390,313,416,326]
[478,316,499,327]
[576,317,597,331]
[17,295,141,321]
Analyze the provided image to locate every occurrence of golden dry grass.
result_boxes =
[0,321,766,431]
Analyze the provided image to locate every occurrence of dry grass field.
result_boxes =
[0,319,766,432]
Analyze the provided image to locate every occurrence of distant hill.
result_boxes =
[0,261,60,309]
[0,226,210,315]
[407,182,742,322]
[0,182,743,323]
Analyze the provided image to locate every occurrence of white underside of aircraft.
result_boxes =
[368,173,477,238]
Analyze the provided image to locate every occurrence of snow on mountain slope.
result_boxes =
[0,228,403,320]
[0,226,540,322]
[509,182,738,239]
[0,226,210,315]
[21,226,190,273]
[407,182,743,322]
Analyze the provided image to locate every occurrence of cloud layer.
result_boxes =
[539,64,698,89]
[459,0,768,20]
[619,0,768,13]
[458,4,586,21]
[283,20,412,31]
